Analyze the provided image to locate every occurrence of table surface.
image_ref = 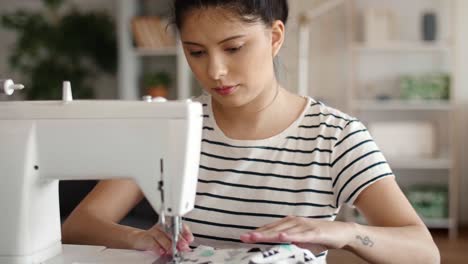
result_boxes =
[44,244,161,264]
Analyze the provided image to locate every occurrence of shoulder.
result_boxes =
[191,93,209,105]
[308,99,355,122]
[305,98,363,136]
[191,94,210,117]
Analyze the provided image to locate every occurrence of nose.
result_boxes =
[207,55,227,81]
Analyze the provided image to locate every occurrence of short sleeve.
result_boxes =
[330,120,394,208]
[191,94,206,104]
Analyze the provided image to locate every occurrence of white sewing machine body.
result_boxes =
[0,100,203,264]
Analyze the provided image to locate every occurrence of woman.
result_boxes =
[62,1,440,263]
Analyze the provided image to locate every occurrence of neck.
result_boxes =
[213,81,282,125]
[211,84,307,141]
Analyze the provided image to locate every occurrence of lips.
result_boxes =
[213,85,238,96]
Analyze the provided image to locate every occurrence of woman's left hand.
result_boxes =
[240,216,355,254]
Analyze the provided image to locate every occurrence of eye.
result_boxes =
[226,45,243,54]
[189,50,206,57]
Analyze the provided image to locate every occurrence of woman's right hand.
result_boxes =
[131,223,194,255]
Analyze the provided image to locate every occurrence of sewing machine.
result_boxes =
[0,82,203,263]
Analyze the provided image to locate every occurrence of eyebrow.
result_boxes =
[182,35,246,46]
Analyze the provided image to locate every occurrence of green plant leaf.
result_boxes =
[1,0,116,100]
[143,72,172,87]
[43,0,65,11]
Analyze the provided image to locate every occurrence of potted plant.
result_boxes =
[1,0,117,100]
[143,71,171,98]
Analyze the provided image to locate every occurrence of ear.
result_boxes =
[271,20,285,57]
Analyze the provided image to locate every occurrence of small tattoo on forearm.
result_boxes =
[356,235,374,247]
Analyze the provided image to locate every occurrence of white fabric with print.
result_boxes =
[179,244,318,264]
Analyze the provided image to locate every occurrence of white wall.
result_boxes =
[454,0,468,225]
[0,0,117,100]
[281,0,348,108]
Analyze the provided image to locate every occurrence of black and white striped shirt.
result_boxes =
[184,94,394,262]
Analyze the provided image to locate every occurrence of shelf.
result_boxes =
[352,99,453,111]
[344,0,458,239]
[352,42,451,53]
[134,47,178,56]
[387,157,452,170]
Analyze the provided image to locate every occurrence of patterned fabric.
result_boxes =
[178,245,319,264]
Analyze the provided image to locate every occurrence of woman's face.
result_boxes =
[180,7,281,108]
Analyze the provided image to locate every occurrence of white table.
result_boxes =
[44,245,160,264]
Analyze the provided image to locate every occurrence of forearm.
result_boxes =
[344,223,440,264]
[61,210,142,250]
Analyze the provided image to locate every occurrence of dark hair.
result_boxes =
[173,0,289,30]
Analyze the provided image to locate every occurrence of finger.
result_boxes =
[176,236,191,252]
[241,216,297,243]
[176,242,191,252]
[182,223,194,243]
[246,224,301,243]
[134,232,166,256]
[152,224,191,253]
[241,226,294,243]
[153,241,169,256]
[148,226,173,253]
[153,225,191,253]
[277,224,313,240]
[174,224,193,251]
[254,215,296,232]
[242,217,303,243]
[254,225,310,243]
[257,220,298,235]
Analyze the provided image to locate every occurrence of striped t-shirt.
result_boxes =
[184,94,394,262]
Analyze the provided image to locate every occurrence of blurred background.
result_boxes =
[0,0,467,263]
